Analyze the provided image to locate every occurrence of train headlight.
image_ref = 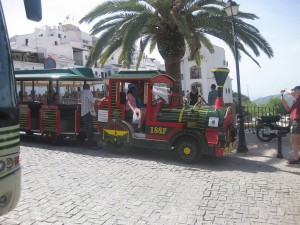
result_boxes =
[6,158,13,168]
[0,161,5,171]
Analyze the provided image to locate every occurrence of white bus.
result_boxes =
[0,0,41,216]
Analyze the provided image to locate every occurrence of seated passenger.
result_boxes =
[49,92,62,105]
[41,94,49,105]
[126,87,145,133]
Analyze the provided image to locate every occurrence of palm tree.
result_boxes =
[80,0,273,92]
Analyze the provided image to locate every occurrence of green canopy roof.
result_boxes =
[110,70,167,79]
[15,68,101,81]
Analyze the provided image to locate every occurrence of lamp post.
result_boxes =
[224,0,248,153]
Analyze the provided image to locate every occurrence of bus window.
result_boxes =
[0,6,18,127]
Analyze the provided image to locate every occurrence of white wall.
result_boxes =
[181,44,233,104]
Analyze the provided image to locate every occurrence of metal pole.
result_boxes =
[277,130,283,158]
[232,17,248,153]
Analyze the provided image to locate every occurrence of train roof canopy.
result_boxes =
[15,68,102,81]
[110,70,174,83]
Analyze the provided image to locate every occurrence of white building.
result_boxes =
[9,22,233,104]
[181,45,233,104]
[9,23,162,78]
[10,23,108,77]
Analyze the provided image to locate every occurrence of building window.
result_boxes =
[190,66,201,79]
[101,72,104,79]
[54,41,58,46]
[25,39,28,46]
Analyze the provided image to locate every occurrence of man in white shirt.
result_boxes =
[80,84,103,150]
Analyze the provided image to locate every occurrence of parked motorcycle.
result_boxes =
[256,115,290,142]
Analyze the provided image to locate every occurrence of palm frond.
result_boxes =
[100,34,124,67]
[85,27,117,67]
[149,37,157,54]
[119,13,151,67]
[80,0,274,88]
[136,36,151,69]
[90,13,136,35]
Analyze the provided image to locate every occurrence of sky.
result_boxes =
[2,0,300,101]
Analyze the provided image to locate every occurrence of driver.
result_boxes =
[126,86,145,133]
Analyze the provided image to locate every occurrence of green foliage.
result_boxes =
[243,101,257,107]
[261,97,287,115]
[80,0,274,91]
[232,92,251,104]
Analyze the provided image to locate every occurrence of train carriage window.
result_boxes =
[56,81,105,104]
[152,83,171,104]
[59,81,82,104]
[23,81,33,101]
[33,81,49,103]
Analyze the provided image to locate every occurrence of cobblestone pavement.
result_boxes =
[1,133,300,225]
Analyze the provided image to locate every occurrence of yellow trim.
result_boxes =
[224,146,229,154]
[212,68,230,73]
[178,107,186,122]
[232,139,237,150]
[104,129,129,142]
[104,129,128,136]
[184,147,191,155]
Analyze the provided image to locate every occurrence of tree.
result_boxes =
[80,0,273,92]
[232,92,250,104]
[263,97,287,115]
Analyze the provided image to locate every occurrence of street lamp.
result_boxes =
[224,0,248,153]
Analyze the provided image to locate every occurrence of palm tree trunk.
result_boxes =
[156,27,185,93]
[164,57,182,93]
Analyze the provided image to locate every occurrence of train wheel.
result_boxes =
[256,124,274,142]
[48,133,62,146]
[107,141,128,154]
[175,137,201,163]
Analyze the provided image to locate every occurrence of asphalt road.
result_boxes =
[1,133,299,225]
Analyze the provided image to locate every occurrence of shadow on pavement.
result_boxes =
[20,132,299,176]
